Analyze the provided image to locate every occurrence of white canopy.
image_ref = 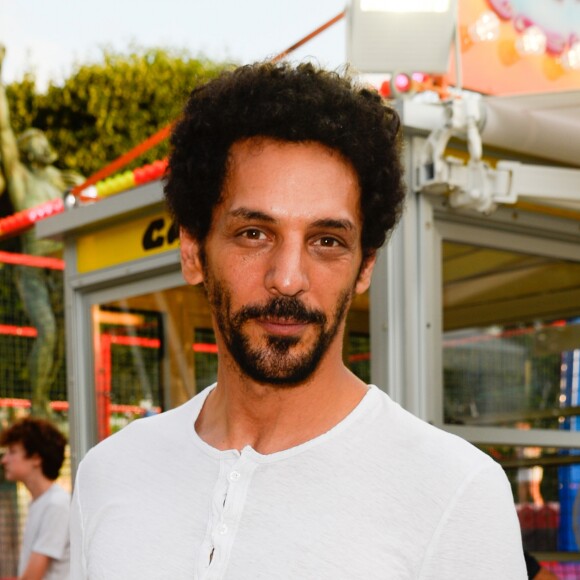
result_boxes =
[482,91,580,168]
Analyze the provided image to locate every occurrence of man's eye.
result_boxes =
[240,229,266,240]
[316,236,341,248]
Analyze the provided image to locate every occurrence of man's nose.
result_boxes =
[265,238,310,297]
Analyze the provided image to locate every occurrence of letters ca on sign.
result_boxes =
[141,217,179,252]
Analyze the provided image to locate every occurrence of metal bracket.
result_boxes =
[416,97,580,214]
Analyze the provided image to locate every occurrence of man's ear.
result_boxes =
[180,228,204,285]
[354,253,377,295]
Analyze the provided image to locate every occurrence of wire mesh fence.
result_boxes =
[0,257,69,578]
[0,260,67,411]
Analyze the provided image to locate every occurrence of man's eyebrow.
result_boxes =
[226,210,355,232]
[311,218,355,231]
[227,208,277,223]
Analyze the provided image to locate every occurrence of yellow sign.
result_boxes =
[76,212,179,273]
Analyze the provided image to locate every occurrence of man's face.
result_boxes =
[1,442,38,482]
[181,138,375,386]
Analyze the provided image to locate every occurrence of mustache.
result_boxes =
[232,297,327,326]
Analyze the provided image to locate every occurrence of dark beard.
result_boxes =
[208,281,352,386]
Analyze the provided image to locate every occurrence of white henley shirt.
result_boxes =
[70,385,526,579]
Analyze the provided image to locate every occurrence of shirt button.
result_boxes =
[229,471,241,481]
[218,523,228,535]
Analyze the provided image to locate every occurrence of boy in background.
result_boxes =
[1,418,69,580]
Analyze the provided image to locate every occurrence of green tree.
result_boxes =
[0,48,227,407]
[4,47,227,177]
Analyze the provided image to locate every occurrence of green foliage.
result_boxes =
[5,47,228,176]
[0,48,229,416]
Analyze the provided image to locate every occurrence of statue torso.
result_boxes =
[17,166,64,256]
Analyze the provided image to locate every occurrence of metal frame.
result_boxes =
[432,217,580,449]
[412,142,580,450]
[405,96,580,213]
[36,185,185,475]
[65,251,184,475]
[376,131,580,452]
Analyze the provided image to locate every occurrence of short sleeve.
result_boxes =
[33,497,70,560]
[419,462,527,579]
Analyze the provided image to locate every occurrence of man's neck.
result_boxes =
[195,353,368,455]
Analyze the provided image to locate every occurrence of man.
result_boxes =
[0,45,81,417]
[71,62,526,579]
[1,417,70,580]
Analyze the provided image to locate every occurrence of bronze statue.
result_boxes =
[0,45,82,417]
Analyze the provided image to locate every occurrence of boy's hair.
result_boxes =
[1,417,67,480]
[164,61,405,262]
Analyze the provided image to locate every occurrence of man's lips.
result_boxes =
[256,318,310,336]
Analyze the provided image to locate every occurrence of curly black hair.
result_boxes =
[164,61,405,260]
[1,417,67,480]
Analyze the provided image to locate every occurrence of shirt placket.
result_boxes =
[197,449,258,580]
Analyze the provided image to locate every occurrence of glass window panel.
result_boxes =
[194,328,218,388]
[481,443,580,556]
[345,290,370,384]
[347,333,371,384]
[443,241,580,429]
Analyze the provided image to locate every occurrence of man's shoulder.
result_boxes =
[80,388,210,468]
[370,387,496,476]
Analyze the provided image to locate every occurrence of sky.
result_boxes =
[0,0,349,89]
